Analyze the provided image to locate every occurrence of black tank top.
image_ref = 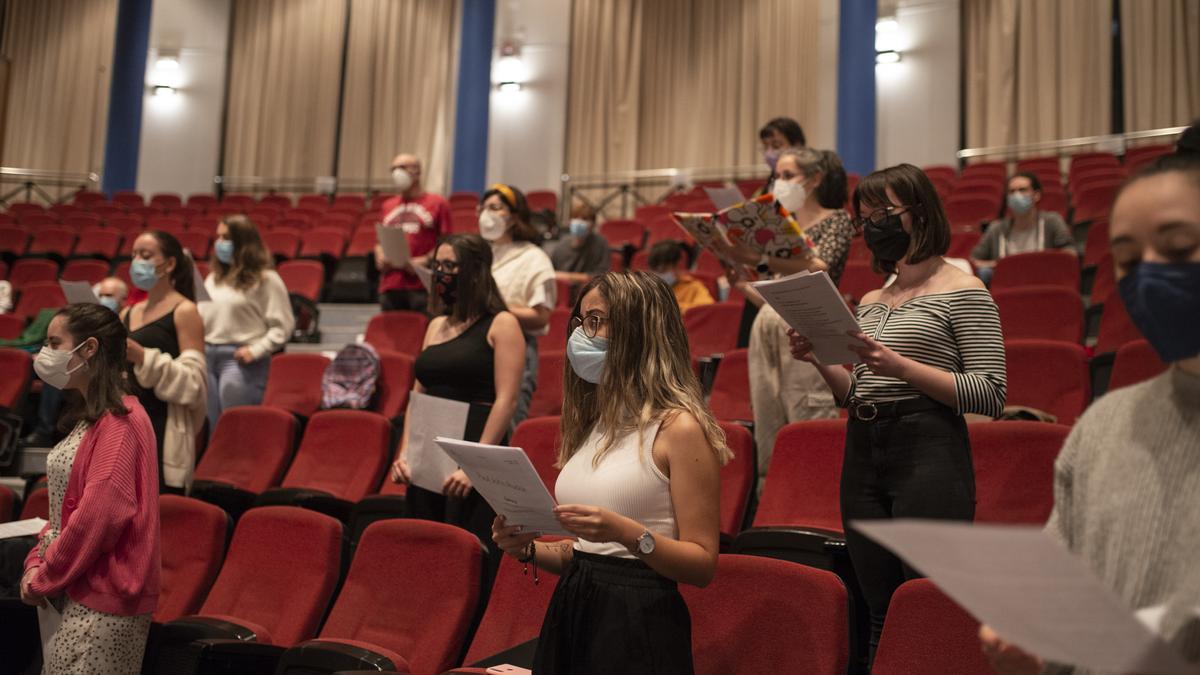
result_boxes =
[414,314,498,405]
[124,305,181,449]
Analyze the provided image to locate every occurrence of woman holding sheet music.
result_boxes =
[390,234,525,556]
[788,163,1007,666]
[492,271,731,674]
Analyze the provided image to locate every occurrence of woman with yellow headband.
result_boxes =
[479,184,557,427]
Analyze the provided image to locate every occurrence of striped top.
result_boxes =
[841,288,1007,417]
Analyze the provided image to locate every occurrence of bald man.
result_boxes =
[375,153,452,312]
[94,276,129,313]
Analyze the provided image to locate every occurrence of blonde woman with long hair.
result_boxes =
[492,271,731,674]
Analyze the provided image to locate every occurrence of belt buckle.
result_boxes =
[854,402,878,421]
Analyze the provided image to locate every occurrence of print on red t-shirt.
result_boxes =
[377,192,451,292]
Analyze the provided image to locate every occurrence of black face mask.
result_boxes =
[435,272,459,308]
[864,213,913,266]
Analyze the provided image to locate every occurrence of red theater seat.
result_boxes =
[364,310,429,357]
[970,421,1068,524]
[872,579,993,675]
[155,495,229,622]
[684,302,742,359]
[708,349,751,422]
[1004,340,1090,424]
[191,406,299,517]
[261,353,330,418]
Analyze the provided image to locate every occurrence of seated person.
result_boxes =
[552,202,611,284]
[93,277,130,314]
[648,240,714,314]
[971,172,1075,284]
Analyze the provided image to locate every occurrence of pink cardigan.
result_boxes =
[24,396,161,616]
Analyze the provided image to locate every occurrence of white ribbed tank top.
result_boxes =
[555,419,677,559]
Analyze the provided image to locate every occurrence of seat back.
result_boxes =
[277,259,324,301]
[20,487,48,519]
[537,306,572,352]
[156,495,229,622]
[321,519,482,674]
[61,259,111,285]
[71,230,121,259]
[198,506,342,645]
[193,406,299,493]
[598,219,646,249]
[872,579,993,675]
[683,302,742,359]
[708,349,751,422]
[1095,290,1144,355]
[372,349,415,420]
[990,250,1080,291]
[1004,340,1090,425]
[838,260,885,304]
[364,311,429,357]
[511,415,562,492]
[718,421,754,538]
[970,421,1068,524]
[463,554,558,665]
[14,281,66,320]
[992,286,1083,342]
[281,410,391,501]
[1108,339,1167,391]
[754,420,845,533]
[682,555,848,675]
[9,258,59,288]
[261,353,331,417]
[527,350,565,418]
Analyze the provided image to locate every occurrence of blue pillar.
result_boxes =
[836,0,877,176]
[451,0,496,194]
[101,0,153,196]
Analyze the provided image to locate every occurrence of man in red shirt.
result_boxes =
[375,153,451,312]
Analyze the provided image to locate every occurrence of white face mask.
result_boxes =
[478,210,509,241]
[34,341,89,390]
[391,168,414,191]
[773,179,808,214]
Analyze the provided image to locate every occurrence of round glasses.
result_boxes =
[568,314,608,339]
[429,260,460,274]
[852,204,919,231]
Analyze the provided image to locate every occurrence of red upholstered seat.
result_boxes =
[527,350,564,419]
[510,415,562,492]
[14,281,66,320]
[1094,290,1144,355]
[992,286,1084,342]
[598,219,646,249]
[683,302,742,359]
[277,259,324,302]
[462,554,558,666]
[990,250,1080,291]
[71,229,121,259]
[717,421,754,539]
[0,348,31,410]
[20,487,48,520]
[1004,340,1091,425]
[278,410,391,502]
[970,421,1068,525]
[261,353,330,418]
[61,259,111,285]
[193,406,299,494]
[364,310,429,357]
[708,349,751,422]
[873,579,993,675]
[537,306,571,352]
[749,419,845,534]
[8,258,59,289]
[372,349,415,421]
[1108,339,1167,391]
[155,495,229,622]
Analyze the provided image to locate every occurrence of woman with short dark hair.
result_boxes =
[789,163,1007,665]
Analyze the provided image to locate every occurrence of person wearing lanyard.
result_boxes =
[788,163,1007,667]
[970,172,1076,285]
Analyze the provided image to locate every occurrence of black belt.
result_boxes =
[847,397,949,421]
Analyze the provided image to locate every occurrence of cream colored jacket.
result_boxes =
[133,347,207,489]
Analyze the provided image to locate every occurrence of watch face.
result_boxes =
[638,532,655,554]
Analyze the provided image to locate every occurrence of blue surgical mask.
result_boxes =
[568,219,590,239]
[655,270,677,287]
[98,296,120,313]
[566,327,609,384]
[129,259,161,291]
[1007,193,1035,215]
[1117,261,1200,362]
[214,239,235,264]
[764,148,782,171]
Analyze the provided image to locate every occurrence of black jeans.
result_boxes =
[841,405,975,664]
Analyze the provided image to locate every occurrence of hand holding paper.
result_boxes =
[752,271,862,365]
[375,223,412,267]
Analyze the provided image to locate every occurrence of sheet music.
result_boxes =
[406,392,471,493]
[376,223,412,267]
[0,517,46,539]
[751,271,862,365]
[59,280,98,305]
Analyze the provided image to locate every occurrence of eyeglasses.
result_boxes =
[429,260,460,274]
[852,204,919,230]
[568,314,608,339]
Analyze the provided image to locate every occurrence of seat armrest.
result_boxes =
[194,639,287,674]
[148,616,267,675]
[277,638,409,673]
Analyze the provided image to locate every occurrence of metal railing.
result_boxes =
[559,164,770,221]
[212,175,394,199]
[0,167,100,206]
[956,125,1187,163]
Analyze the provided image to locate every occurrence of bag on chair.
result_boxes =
[320,342,381,410]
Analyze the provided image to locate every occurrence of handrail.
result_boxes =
[559,163,770,221]
[0,167,100,205]
[213,175,393,196]
[957,125,1187,162]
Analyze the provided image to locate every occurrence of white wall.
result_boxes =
[875,0,962,169]
[485,0,570,194]
[136,0,231,197]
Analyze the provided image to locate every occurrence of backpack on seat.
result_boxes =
[321,342,381,410]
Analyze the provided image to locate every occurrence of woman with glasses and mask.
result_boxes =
[390,234,525,557]
[492,271,730,674]
[788,163,1007,666]
[21,304,160,672]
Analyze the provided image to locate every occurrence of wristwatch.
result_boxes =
[755,253,771,274]
[633,529,656,556]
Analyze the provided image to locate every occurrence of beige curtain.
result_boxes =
[1,0,118,180]
[1120,0,1200,132]
[336,0,457,195]
[566,0,821,176]
[964,0,1112,149]
[223,0,347,179]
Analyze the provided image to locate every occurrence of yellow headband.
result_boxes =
[491,183,516,207]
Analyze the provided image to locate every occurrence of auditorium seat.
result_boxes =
[1124,143,1173,172]
[364,310,429,357]
[718,421,755,541]
[344,226,377,257]
[970,421,1068,524]
[0,484,13,522]
[27,228,76,257]
[598,218,646,250]
[62,212,102,231]
[14,281,66,320]
[148,507,343,673]
[646,217,691,247]
[511,415,562,492]
[1094,291,1143,355]
[1108,339,1167,392]
[149,193,184,211]
[61,259,111,285]
[191,406,299,519]
[0,314,23,339]
[1004,340,1090,425]
[944,194,1000,228]
[9,258,59,288]
[526,190,557,213]
[155,495,230,623]
[8,202,45,218]
[222,193,256,211]
[106,214,144,237]
[372,349,415,422]
[0,225,28,256]
[298,227,346,258]
[261,352,331,418]
[73,190,108,208]
[1035,189,1069,219]
[1081,218,1110,269]
[1088,253,1116,306]
[20,486,48,520]
[278,259,325,302]
[70,229,121,260]
[91,203,127,220]
[682,554,848,675]
[1069,168,1126,195]
[537,306,572,352]
[946,231,982,259]
[838,260,885,304]
[264,193,297,210]
[683,302,742,359]
[1070,182,1121,224]
[0,348,32,410]
[256,410,392,520]
[527,350,565,419]
[458,554,558,669]
[989,250,1080,291]
[992,286,1083,342]
[708,349,751,423]
[272,519,482,675]
[113,190,145,209]
[19,212,58,228]
[177,230,212,259]
[872,579,992,675]
[635,204,673,223]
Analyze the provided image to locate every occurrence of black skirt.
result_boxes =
[533,551,693,674]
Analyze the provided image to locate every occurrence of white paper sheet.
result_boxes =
[38,602,61,654]
[853,519,1197,674]
[59,280,99,305]
[375,223,412,267]
[192,264,211,302]
[434,437,570,537]
[703,187,745,211]
[411,262,433,292]
[406,392,471,493]
[0,517,47,539]
[751,271,862,365]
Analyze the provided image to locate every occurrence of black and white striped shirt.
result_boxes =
[841,288,1007,417]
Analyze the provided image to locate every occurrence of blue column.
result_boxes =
[101,0,153,196]
[451,0,496,194]
[836,0,877,176]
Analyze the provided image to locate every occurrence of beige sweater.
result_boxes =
[1044,366,1200,674]
[133,347,207,489]
[200,271,295,361]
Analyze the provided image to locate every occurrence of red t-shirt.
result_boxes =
[377,192,451,292]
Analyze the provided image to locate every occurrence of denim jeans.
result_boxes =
[205,344,271,430]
